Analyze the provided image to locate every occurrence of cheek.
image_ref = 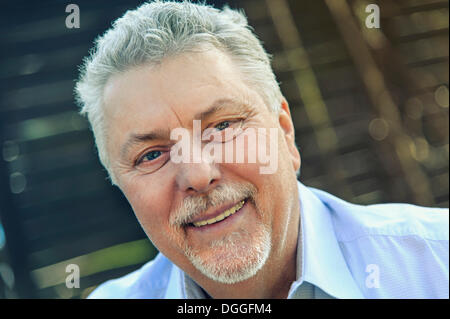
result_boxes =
[120,178,173,238]
[230,129,293,216]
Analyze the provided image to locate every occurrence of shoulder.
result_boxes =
[363,202,448,240]
[88,253,173,299]
[310,187,449,298]
[310,187,449,241]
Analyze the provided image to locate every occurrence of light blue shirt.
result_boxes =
[89,181,449,299]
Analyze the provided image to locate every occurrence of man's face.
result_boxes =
[102,47,301,284]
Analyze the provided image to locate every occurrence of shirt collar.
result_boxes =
[178,181,363,299]
[291,181,363,298]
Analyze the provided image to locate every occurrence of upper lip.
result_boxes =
[188,198,246,225]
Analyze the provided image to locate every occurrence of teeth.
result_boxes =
[193,200,245,227]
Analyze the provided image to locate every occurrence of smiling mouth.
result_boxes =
[189,199,246,228]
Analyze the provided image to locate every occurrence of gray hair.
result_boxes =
[75,0,283,184]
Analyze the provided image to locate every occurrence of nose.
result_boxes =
[176,161,221,195]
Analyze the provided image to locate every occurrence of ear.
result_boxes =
[278,98,301,173]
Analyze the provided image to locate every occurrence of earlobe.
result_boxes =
[278,99,301,172]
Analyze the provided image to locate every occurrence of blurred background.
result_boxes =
[0,0,448,298]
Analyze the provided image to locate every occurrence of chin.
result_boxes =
[186,224,272,284]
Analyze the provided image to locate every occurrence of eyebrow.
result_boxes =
[120,128,171,160]
[193,98,248,121]
[120,97,252,160]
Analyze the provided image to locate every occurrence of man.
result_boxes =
[75,1,449,298]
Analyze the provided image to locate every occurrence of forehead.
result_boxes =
[102,48,257,127]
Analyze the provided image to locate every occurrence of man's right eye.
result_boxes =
[144,150,162,161]
[134,149,169,173]
[135,150,165,167]
[140,150,162,163]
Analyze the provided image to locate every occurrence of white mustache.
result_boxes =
[170,182,257,226]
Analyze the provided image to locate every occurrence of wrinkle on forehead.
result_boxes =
[169,104,183,128]
[103,47,243,117]
[103,48,269,167]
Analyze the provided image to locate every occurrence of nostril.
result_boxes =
[177,162,221,194]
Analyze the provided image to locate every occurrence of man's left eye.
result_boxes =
[214,121,231,131]
[206,119,244,143]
